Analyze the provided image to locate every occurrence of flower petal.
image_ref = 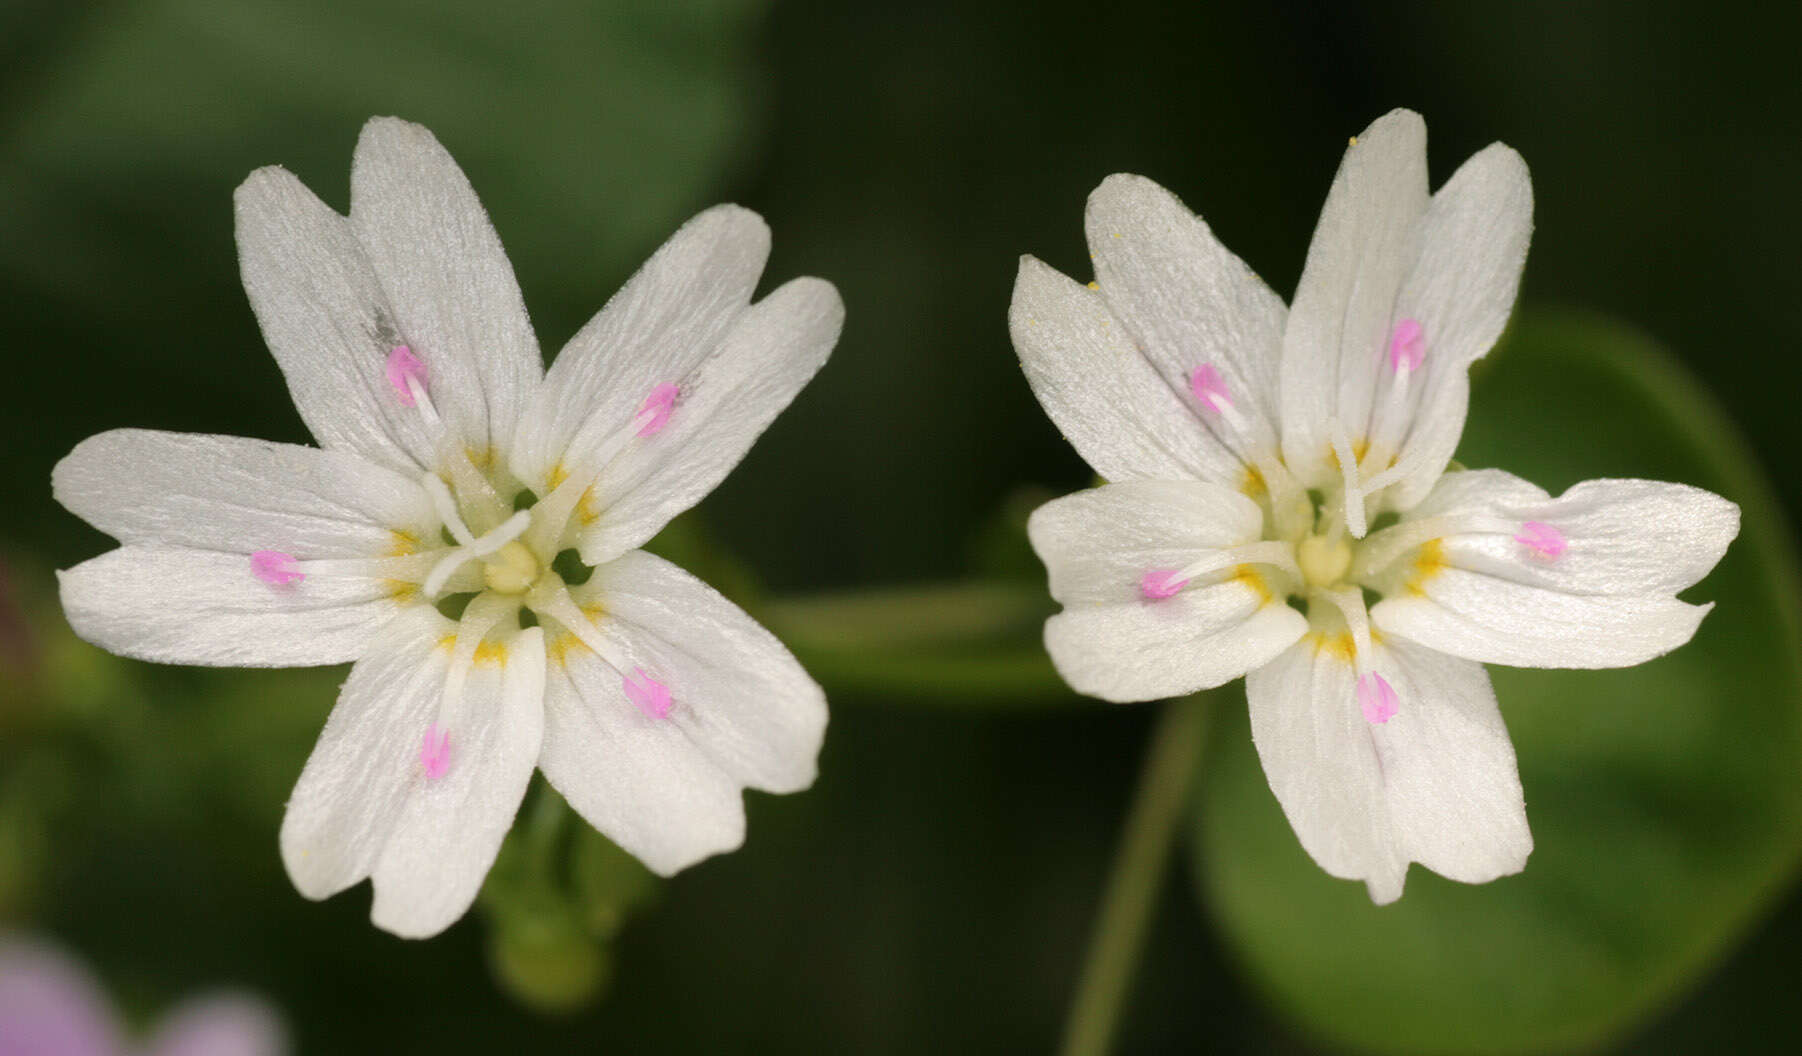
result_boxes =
[0,939,125,1056]
[1376,577,1710,670]
[279,606,452,901]
[570,550,826,793]
[53,430,434,556]
[234,167,434,473]
[1380,145,1534,508]
[1085,173,1286,457]
[1369,471,1737,668]
[540,649,746,877]
[349,117,543,455]
[508,205,769,492]
[1043,578,1306,703]
[1367,637,1531,889]
[368,627,546,938]
[1279,110,1429,487]
[1246,638,1406,902]
[1026,480,1267,605]
[1010,256,1245,486]
[59,547,406,667]
[1247,634,1530,903]
[144,994,287,1056]
[574,277,843,564]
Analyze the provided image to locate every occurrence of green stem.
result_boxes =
[1058,693,1211,1056]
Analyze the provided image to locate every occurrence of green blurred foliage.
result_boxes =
[1193,314,1802,1054]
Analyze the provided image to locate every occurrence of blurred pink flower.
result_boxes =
[0,938,285,1056]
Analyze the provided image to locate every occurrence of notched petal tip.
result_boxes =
[1364,868,1407,906]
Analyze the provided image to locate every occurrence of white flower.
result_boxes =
[1011,110,1739,903]
[52,118,842,937]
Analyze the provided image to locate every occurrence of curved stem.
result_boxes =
[1059,693,1211,1056]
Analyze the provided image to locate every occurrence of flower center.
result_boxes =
[1296,533,1353,588]
[481,540,540,595]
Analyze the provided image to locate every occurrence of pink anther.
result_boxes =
[1515,520,1568,561]
[385,345,427,406]
[249,550,303,586]
[420,724,451,781]
[636,383,680,438]
[1188,364,1233,414]
[1139,569,1189,600]
[623,667,673,719]
[1388,318,1425,372]
[1357,672,1398,725]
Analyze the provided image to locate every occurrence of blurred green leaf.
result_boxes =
[1190,311,1802,1053]
[757,581,1078,706]
[478,781,662,1013]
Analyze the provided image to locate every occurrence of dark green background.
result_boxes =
[3,1,1799,1052]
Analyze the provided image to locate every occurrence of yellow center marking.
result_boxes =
[1240,464,1266,498]
[1326,438,1371,472]
[577,485,600,525]
[1233,565,1273,605]
[435,634,510,665]
[1405,539,1446,596]
[1310,631,1356,662]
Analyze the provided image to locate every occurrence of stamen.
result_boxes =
[636,383,680,438]
[419,724,452,780]
[622,667,673,719]
[526,578,633,671]
[249,549,303,586]
[1330,422,1369,538]
[1515,520,1568,561]
[1139,569,1188,600]
[1188,364,1233,413]
[422,473,477,547]
[1388,318,1425,373]
[385,346,428,407]
[1357,672,1399,724]
[1313,585,1376,661]
[421,509,534,599]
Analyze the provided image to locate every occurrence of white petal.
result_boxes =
[59,547,405,667]
[1382,145,1534,508]
[1443,472,1736,596]
[1374,571,1712,669]
[53,429,434,556]
[1370,471,1736,667]
[234,167,433,472]
[1026,480,1266,604]
[1247,635,1530,903]
[1246,638,1406,902]
[540,550,821,874]
[540,649,746,877]
[1280,110,1429,486]
[1368,637,1531,888]
[570,550,826,793]
[1010,256,1246,487]
[280,607,454,902]
[369,627,546,938]
[350,117,543,455]
[508,205,769,492]
[144,995,287,1056]
[1085,173,1285,455]
[1043,578,1306,703]
[575,277,842,564]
